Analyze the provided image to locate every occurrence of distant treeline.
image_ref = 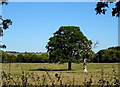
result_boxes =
[1,46,120,63]
[2,52,49,63]
[93,46,120,63]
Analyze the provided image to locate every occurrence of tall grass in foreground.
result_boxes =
[1,63,120,86]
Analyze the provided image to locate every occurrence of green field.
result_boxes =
[1,63,119,85]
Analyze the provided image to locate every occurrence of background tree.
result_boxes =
[93,46,120,63]
[39,53,49,63]
[2,51,17,63]
[17,54,25,63]
[2,51,9,63]
[0,0,12,49]
[46,26,92,70]
[16,52,49,63]
[95,0,120,17]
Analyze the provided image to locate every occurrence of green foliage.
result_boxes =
[46,26,92,64]
[17,54,25,62]
[93,46,120,63]
[2,51,49,63]
[87,50,95,63]
[2,51,9,62]
[17,52,49,63]
[39,53,49,63]
[2,51,17,63]
[108,46,120,50]
[0,1,12,49]
[95,1,120,17]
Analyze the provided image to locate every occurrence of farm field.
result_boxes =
[1,63,119,85]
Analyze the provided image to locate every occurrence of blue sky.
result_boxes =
[2,2,118,53]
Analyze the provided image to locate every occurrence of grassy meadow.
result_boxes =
[1,63,119,85]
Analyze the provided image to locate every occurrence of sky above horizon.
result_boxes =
[1,2,118,53]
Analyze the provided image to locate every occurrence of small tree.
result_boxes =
[46,26,92,70]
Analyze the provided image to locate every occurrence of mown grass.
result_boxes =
[1,63,119,85]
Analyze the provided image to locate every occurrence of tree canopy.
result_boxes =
[46,26,92,70]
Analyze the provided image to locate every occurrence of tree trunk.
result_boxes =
[83,58,87,72]
[68,62,72,70]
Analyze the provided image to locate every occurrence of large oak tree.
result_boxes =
[46,26,92,70]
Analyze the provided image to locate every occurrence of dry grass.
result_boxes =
[1,63,119,85]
